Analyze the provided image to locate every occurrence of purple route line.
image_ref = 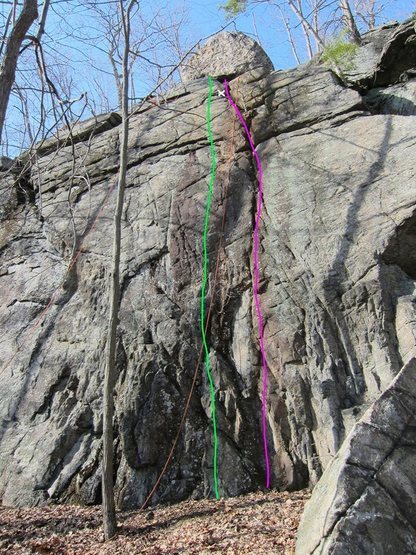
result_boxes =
[223,79,271,489]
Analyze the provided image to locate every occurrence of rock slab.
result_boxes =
[296,357,416,554]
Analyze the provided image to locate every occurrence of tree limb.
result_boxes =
[0,0,38,143]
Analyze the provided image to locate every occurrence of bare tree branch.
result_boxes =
[36,0,50,41]
[340,0,362,43]
[0,0,38,143]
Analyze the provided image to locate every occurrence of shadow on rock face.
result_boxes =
[364,81,416,116]
[382,209,416,280]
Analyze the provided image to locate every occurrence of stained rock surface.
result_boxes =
[0,25,415,550]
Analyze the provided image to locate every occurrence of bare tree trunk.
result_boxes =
[251,12,263,47]
[109,44,123,110]
[0,0,38,144]
[278,5,301,65]
[287,0,325,53]
[311,0,321,51]
[16,86,34,144]
[0,9,13,60]
[102,0,134,542]
[340,0,361,44]
[37,0,51,41]
[294,0,314,58]
[353,0,377,30]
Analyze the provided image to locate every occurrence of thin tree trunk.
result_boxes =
[340,0,361,44]
[36,0,51,42]
[0,8,13,60]
[109,46,123,110]
[278,6,301,65]
[287,0,325,52]
[16,86,34,144]
[367,0,376,29]
[312,0,321,51]
[251,12,263,47]
[0,0,38,144]
[295,0,314,59]
[102,0,133,542]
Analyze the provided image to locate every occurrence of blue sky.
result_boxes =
[185,0,415,70]
[43,0,416,78]
[2,0,416,156]
[68,0,416,106]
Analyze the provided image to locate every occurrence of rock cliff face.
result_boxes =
[0,23,416,541]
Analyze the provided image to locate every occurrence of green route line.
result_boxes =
[201,75,219,500]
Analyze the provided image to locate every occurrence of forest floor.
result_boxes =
[0,489,310,554]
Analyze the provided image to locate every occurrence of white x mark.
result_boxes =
[217,89,225,97]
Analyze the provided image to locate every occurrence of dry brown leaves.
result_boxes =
[0,489,310,555]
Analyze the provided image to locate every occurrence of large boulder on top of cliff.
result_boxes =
[180,31,274,83]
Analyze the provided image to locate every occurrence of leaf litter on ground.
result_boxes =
[0,489,310,554]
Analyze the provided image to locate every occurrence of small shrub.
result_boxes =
[321,35,359,73]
